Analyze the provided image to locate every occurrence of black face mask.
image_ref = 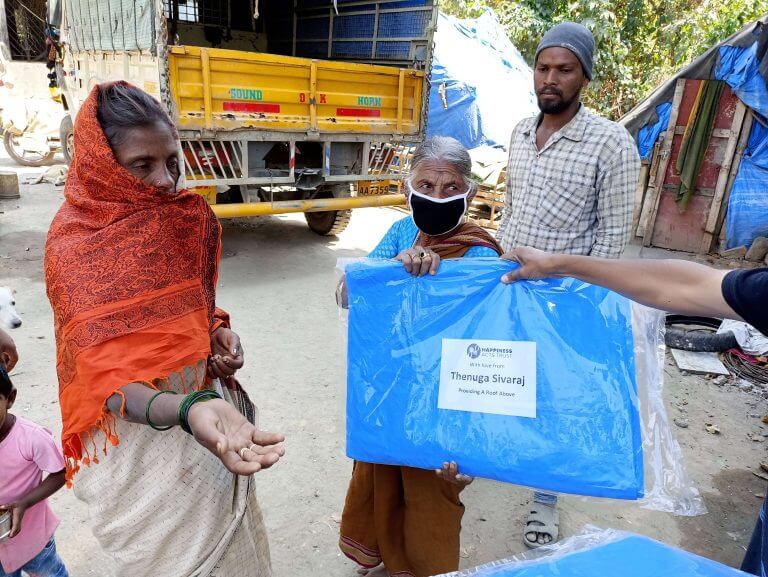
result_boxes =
[408,187,469,236]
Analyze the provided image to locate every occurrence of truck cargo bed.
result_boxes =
[169,46,425,137]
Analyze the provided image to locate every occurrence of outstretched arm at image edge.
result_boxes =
[502,248,740,320]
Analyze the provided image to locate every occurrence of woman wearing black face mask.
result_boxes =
[338,137,503,577]
[368,136,503,276]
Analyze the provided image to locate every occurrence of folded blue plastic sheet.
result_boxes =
[344,259,644,499]
[455,534,746,577]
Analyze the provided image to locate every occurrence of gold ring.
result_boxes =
[239,447,249,459]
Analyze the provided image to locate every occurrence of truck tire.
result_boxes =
[61,115,74,165]
[305,184,352,236]
[664,314,738,352]
[305,209,352,236]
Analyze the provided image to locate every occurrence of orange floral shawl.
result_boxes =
[45,84,222,482]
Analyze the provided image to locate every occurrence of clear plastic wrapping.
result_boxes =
[632,304,705,515]
[338,258,704,514]
[434,526,745,576]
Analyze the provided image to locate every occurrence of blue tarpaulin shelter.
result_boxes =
[716,43,768,247]
[622,17,768,250]
[426,10,538,150]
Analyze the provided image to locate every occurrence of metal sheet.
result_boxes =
[650,191,713,252]
[651,80,741,252]
[64,0,155,52]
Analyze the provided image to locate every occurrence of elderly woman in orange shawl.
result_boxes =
[44,83,284,577]
[338,136,503,577]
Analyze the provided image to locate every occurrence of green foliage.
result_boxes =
[440,0,768,119]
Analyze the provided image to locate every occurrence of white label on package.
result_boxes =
[438,339,537,418]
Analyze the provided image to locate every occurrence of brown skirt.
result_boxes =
[339,462,465,577]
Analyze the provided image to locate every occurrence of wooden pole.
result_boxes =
[699,99,747,254]
[641,78,686,247]
[630,160,650,237]
[714,109,754,249]
[636,141,661,238]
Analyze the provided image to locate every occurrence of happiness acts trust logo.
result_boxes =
[466,343,481,359]
[465,343,517,360]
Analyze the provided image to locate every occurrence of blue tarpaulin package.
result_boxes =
[340,259,704,513]
[435,527,749,577]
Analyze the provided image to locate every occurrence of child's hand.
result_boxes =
[0,501,27,538]
[435,461,473,486]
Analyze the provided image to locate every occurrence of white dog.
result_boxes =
[0,286,21,329]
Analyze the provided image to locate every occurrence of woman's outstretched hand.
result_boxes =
[188,398,285,476]
[209,327,244,379]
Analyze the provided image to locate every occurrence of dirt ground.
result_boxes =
[1,162,766,576]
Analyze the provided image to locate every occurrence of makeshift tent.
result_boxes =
[427,10,538,150]
[622,17,768,254]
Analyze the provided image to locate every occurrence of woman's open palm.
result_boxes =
[188,398,285,476]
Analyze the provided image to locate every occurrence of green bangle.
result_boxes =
[146,390,178,431]
[178,390,222,434]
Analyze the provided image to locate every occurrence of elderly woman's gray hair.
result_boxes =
[410,136,474,191]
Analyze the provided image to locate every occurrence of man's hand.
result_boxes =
[501,251,741,323]
[209,328,244,379]
[0,328,18,371]
[396,246,441,277]
[188,398,285,476]
[500,247,559,283]
[0,501,27,539]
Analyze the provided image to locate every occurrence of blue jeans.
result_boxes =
[741,492,767,576]
[0,538,69,577]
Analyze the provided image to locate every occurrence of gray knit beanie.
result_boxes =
[535,22,595,80]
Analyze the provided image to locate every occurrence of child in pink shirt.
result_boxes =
[0,364,69,577]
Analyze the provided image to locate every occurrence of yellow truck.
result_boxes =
[48,0,435,234]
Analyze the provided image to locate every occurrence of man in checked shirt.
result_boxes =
[496,22,640,549]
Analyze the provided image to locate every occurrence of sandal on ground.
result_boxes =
[523,503,559,548]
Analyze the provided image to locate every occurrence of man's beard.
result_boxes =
[536,90,579,114]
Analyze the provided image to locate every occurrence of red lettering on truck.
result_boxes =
[336,107,381,117]
[223,102,281,113]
